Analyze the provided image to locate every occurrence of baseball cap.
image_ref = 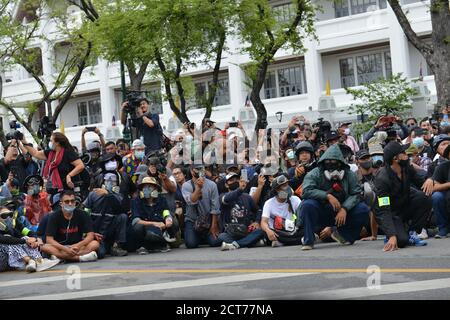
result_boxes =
[383,141,409,164]
[355,149,371,160]
[225,172,240,181]
[406,144,419,155]
[139,176,160,189]
[270,174,289,190]
[326,130,340,142]
[132,139,145,149]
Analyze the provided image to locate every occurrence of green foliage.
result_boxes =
[345,74,418,137]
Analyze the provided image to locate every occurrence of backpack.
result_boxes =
[190,181,211,233]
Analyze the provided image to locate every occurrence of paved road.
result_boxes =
[2,237,450,300]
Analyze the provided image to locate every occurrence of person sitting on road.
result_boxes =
[17,175,51,233]
[288,141,317,196]
[41,190,99,262]
[131,177,178,254]
[299,144,370,251]
[373,141,431,251]
[261,175,302,248]
[83,173,128,257]
[218,172,263,251]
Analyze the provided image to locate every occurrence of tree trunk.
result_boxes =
[126,62,149,92]
[429,0,450,108]
[252,60,270,130]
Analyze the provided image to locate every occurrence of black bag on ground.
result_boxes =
[225,223,248,239]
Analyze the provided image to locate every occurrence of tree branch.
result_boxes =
[175,56,186,116]
[387,0,434,62]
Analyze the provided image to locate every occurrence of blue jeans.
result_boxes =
[299,199,369,246]
[184,221,221,248]
[217,229,265,248]
[432,191,449,232]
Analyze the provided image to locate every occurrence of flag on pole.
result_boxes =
[245,95,251,108]
[325,79,331,96]
[59,119,65,134]
[419,62,423,80]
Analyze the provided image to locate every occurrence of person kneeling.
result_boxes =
[41,190,99,262]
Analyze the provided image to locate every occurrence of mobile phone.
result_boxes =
[86,126,96,132]
[229,122,238,128]
[241,169,248,182]
[198,168,205,178]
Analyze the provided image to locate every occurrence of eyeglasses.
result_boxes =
[62,199,76,204]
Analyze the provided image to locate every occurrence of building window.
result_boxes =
[188,77,230,110]
[77,98,102,125]
[340,58,355,88]
[273,3,295,23]
[334,0,386,18]
[262,64,307,100]
[339,50,392,88]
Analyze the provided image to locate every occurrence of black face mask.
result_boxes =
[398,159,409,167]
[323,162,342,171]
[228,182,239,191]
[359,161,372,170]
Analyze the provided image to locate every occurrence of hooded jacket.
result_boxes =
[301,145,362,212]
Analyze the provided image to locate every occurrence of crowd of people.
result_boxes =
[1,96,450,273]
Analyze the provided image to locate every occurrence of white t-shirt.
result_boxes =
[262,196,301,229]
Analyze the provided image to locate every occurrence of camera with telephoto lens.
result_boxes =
[37,116,56,140]
[6,120,24,141]
[312,118,331,144]
[123,91,142,119]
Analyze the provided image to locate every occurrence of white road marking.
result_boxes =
[0,273,114,288]
[308,277,450,299]
[12,272,313,300]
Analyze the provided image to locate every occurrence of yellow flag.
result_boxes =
[60,119,65,134]
[325,79,331,96]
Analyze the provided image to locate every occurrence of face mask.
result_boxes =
[151,189,159,198]
[287,150,295,159]
[142,187,152,199]
[398,159,410,167]
[344,128,350,135]
[63,205,76,213]
[323,161,342,172]
[324,170,345,181]
[412,137,425,149]
[277,190,289,200]
[228,181,239,191]
[359,161,372,170]
[105,161,118,171]
[49,142,55,150]
[135,151,145,160]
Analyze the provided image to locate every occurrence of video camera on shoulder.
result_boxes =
[123,91,143,119]
[6,120,23,141]
[312,118,331,144]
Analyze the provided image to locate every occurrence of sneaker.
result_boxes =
[384,236,389,244]
[435,228,449,239]
[137,247,149,255]
[25,260,37,273]
[409,231,427,246]
[36,258,60,272]
[271,240,284,247]
[79,251,98,262]
[50,255,59,261]
[331,230,351,245]
[111,243,128,257]
[221,242,238,251]
[163,231,177,243]
[418,228,428,240]
[301,237,314,250]
[254,239,266,247]
[159,244,171,253]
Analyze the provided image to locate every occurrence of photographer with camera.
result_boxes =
[0,140,28,184]
[281,116,305,149]
[121,98,163,153]
[81,127,106,155]
[20,132,85,192]
[364,115,408,142]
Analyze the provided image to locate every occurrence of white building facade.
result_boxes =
[1,0,436,149]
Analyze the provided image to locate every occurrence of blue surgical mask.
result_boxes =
[63,205,76,213]
[413,137,425,149]
[142,186,152,199]
[287,150,295,159]
[49,142,55,150]
[135,151,145,160]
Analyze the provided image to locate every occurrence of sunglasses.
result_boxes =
[0,211,13,219]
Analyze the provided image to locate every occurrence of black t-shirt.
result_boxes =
[432,161,450,184]
[46,209,93,245]
[0,156,28,184]
[44,148,79,189]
